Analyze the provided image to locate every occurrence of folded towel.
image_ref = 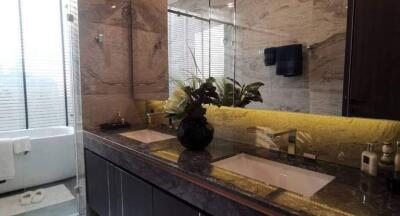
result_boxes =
[12,136,31,154]
[264,47,276,66]
[276,44,303,76]
[0,139,16,181]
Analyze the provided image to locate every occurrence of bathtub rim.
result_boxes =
[0,126,75,140]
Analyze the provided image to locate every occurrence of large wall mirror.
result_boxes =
[167,0,400,121]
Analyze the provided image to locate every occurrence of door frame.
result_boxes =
[342,0,355,116]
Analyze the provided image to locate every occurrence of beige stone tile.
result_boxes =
[82,94,145,129]
[132,29,168,100]
[80,22,132,95]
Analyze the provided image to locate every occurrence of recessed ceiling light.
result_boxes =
[111,5,117,9]
[226,2,234,8]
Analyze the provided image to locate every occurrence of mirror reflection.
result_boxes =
[167,0,235,109]
[168,0,233,89]
[168,0,348,116]
[234,0,347,115]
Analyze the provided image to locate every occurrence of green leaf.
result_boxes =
[244,82,264,91]
[226,77,242,88]
[206,77,216,83]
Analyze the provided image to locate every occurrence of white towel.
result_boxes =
[0,138,16,181]
[12,136,31,154]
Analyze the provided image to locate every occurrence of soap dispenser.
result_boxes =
[361,143,378,176]
[381,142,394,164]
[395,141,400,173]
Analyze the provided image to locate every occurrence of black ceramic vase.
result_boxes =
[177,116,214,151]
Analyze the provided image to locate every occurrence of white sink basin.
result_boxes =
[119,129,175,144]
[212,153,335,197]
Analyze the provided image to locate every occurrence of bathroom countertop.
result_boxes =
[84,126,400,216]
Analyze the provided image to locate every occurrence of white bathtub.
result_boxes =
[0,126,76,194]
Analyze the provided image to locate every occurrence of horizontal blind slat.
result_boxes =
[0,0,74,131]
[168,11,225,95]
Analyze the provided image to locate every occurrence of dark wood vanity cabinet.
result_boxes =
[85,150,110,216]
[85,150,202,216]
[344,0,400,120]
[108,164,123,216]
[153,187,199,216]
[122,172,153,216]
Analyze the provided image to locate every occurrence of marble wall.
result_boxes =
[79,0,146,129]
[234,0,348,115]
[132,0,169,100]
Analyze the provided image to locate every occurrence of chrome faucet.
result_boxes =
[267,129,297,157]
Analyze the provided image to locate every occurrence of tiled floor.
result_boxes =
[0,177,78,216]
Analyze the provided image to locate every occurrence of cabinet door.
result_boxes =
[108,163,123,216]
[344,0,400,120]
[153,187,199,216]
[85,150,110,216]
[122,172,153,216]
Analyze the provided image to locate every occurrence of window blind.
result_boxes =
[210,24,225,80]
[0,0,26,131]
[168,11,225,95]
[0,0,73,131]
[168,12,187,94]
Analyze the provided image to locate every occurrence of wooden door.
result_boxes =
[344,0,400,120]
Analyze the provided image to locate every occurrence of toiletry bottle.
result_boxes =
[361,143,378,176]
[381,141,394,164]
[395,141,400,173]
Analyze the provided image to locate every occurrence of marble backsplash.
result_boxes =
[147,101,400,168]
[206,106,400,168]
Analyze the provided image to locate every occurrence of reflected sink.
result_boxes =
[119,129,175,144]
[212,153,335,197]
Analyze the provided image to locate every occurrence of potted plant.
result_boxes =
[164,48,264,150]
[166,75,221,150]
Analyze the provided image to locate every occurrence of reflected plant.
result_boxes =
[217,77,264,108]
[165,47,221,120]
[164,47,264,120]
[164,86,189,120]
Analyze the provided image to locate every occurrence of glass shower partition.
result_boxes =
[63,0,86,215]
[0,0,83,215]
